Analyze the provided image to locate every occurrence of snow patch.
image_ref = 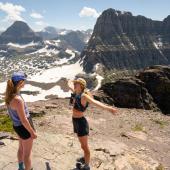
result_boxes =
[45,40,61,46]
[29,61,84,83]
[0,50,7,53]
[59,30,68,35]
[129,42,136,50]
[94,74,104,91]
[7,42,39,49]
[28,45,59,56]
[66,49,75,59]
[153,41,164,56]
[0,81,72,104]
[0,57,5,61]
[21,84,71,102]
[0,82,6,94]
[54,49,76,65]
[0,82,6,106]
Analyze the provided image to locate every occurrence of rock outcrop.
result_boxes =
[0,21,42,44]
[137,65,170,114]
[95,78,157,110]
[81,8,170,72]
[95,65,170,114]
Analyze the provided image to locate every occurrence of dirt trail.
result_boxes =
[0,99,170,170]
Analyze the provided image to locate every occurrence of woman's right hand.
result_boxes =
[108,107,118,115]
[68,79,74,92]
[31,131,37,139]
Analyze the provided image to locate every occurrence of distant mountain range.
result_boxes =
[37,26,92,51]
[0,8,170,80]
[0,21,92,81]
[81,8,170,72]
[0,21,92,52]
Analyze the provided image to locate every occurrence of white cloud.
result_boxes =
[0,2,25,22]
[35,21,47,26]
[30,12,43,19]
[79,7,100,18]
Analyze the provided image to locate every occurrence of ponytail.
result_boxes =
[5,79,17,105]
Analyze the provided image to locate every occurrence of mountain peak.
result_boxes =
[80,8,170,72]
[164,15,170,22]
[43,26,58,34]
[6,21,33,33]
[0,21,42,44]
[102,8,133,17]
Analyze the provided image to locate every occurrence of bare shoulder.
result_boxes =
[82,91,93,98]
[82,93,88,98]
[13,96,23,105]
[82,92,93,101]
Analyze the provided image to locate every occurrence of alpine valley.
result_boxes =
[0,8,170,113]
[0,21,93,103]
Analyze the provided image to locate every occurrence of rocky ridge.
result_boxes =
[81,8,170,72]
[94,65,170,114]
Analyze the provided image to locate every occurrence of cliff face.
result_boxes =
[81,9,170,72]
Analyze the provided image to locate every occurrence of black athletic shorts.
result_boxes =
[72,117,89,137]
[13,116,35,140]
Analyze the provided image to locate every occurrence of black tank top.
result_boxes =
[71,93,89,112]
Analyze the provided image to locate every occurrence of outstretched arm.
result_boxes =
[83,93,117,114]
[67,80,74,92]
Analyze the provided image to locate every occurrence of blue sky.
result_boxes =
[0,0,169,31]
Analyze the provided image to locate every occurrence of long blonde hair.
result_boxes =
[5,79,20,105]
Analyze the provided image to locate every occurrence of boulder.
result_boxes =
[92,90,115,105]
[137,65,170,114]
[98,78,157,110]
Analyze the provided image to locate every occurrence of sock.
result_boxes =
[18,162,24,170]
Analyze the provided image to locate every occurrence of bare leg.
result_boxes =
[17,138,24,163]
[22,138,33,170]
[78,136,90,165]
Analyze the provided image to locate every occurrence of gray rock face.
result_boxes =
[0,21,42,44]
[59,30,91,52]
[36,26,59,40]
[95,65,170,114]
[81,8,170,72]
[95,77,157,110]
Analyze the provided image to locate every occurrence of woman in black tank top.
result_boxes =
[68,78,118,170]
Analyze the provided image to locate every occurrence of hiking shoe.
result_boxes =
[76,162,82,169]
[81,164,90,170]
[76,157,85,164]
